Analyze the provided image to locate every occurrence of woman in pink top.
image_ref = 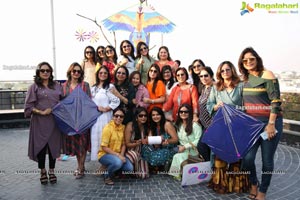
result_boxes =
[155,46,178,75]
[163,67,199,122]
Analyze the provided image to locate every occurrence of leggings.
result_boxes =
[37,144,56,169]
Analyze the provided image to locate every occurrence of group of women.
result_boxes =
[25,43,282,200]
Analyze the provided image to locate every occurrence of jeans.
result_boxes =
[242,117,283,193]
[99,153,133,178]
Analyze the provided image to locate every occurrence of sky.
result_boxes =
[0,0,300,81]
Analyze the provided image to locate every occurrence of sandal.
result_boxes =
[40,170,48,185]
[104,178,114,185]
[48,171,57,184]
[75,169,84,179]
[248,182,259,199]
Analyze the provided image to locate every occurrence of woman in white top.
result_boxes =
[90,66,120,161]
[118,40,136,75]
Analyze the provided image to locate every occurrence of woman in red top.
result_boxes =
[155,46,178,75]
[163,67,199,122]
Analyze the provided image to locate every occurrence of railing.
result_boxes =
[0,90,27,112]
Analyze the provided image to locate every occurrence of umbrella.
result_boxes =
[52,86,101,136]
[202,104,264,163]
[102,2,175,47]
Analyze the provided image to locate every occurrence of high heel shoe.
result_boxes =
[40,170,48,185]
[48,170,57,184]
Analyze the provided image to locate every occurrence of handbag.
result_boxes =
[180,142,205,173]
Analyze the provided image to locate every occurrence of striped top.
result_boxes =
[243,74,282,120]
[198,86,212,129]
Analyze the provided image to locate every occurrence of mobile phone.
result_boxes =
[260,129,278,140]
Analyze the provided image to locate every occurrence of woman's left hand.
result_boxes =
[265,124,277,140]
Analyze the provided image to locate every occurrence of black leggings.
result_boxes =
[37,144,56,169]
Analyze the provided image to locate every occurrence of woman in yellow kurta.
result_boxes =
[98,108,133,185]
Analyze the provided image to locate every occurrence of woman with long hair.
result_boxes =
[62,62,91,179]
[98,108,134,185]
[142,107,178,172]
[125,107,150,179]
[135,41,156,84]
[197,67,214,161]
[155,46,178,75]
[239,47,282,200]
[110,66,136,125]
[102,45,118,83]
[144,63,166,113]
[168,104,202,180]
[90,66,120,161]
[81,46,96,86]
[163,67,199,122]
[25,62,63,185]
[129,71,150,109]
[118,40,136,75]
[207,61,246,194]
[190,59,206,95]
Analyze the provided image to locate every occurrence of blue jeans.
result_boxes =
[242,117,283,193]
[99,154,133,178]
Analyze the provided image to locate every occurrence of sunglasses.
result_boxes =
[117,71,126,75]
[72,70,81,74]
[114,114,124,119]
[98,50,104,54]
[242,57,256,64]
[150,69,157,73]
[179,110,189,114]
[193,64,202,69]
[85,51,93,54]
[138,114,147,118]
[199,74,209,78]
[140,47,148,51]
[221,68,231,73]
[99,71,108,75]
[40,69,51,73]
[176,73,185,77]
[122,45,131,49]
[106,49,113,54]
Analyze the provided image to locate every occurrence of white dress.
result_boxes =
[90,83,120,161]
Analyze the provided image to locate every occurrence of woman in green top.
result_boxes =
[238,47,282,200]
[135,41,156,84]
[168,104,202,180]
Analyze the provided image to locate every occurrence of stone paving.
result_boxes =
[1,128,300,200]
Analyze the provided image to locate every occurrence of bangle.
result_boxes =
[268,121,275,125]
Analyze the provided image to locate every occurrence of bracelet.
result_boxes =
[268,121,275,125]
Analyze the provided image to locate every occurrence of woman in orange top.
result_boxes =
[144,63,166,112]
[163,67,199,122]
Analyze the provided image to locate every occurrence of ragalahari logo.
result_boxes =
[240,2,254,15]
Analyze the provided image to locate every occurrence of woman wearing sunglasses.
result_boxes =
[197,67,214,162]
[168,104,202,180]
[90,66,120,162]
[110,66,136,125]
[118,40,136,75]
[163,67,199,122]
[238,47,282,200]
[125,107,150,179]
[98,108,134,185]
[81,46,96,86]
[102,45,118,83]
[190,59,206,95]
[206,61,245,194]
[135,41,156,84]
[62,62,91,179]
[25,62,63,185]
